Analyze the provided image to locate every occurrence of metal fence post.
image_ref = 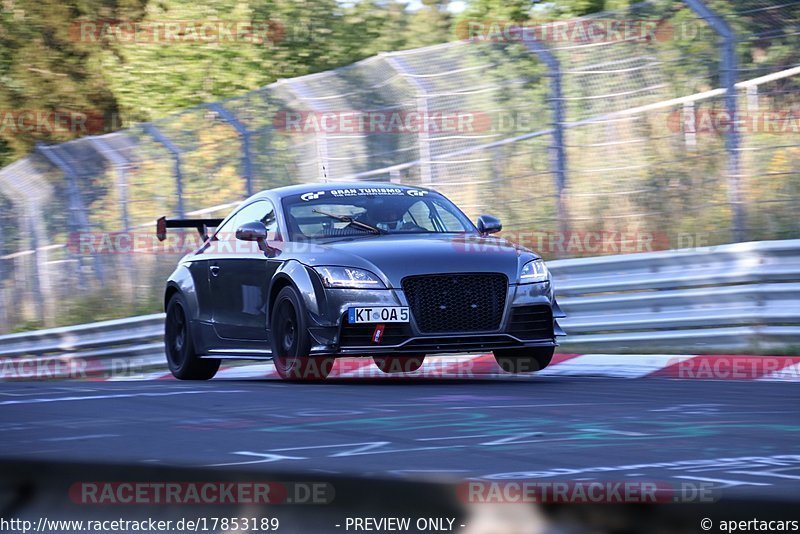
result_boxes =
[25,208,46,323]
[88,136,131,231]
[0,158,55,324]
[206,103,254,197]
[384,53,434,186]
[685,0,745,242]
[525,38,570,242]
[285,79,331,182]
[143,124,186,217]
[87,136,135,302]
[36,144,104,288]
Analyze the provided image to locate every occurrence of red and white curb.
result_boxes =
[98,353,800,382]
[3,353,799,382]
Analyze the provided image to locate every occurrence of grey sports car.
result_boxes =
[157,182,566,381]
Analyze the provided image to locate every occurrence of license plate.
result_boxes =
[348,306,410,324]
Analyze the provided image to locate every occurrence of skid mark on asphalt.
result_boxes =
[41,433,120,442]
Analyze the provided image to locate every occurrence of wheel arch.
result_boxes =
[267,260,323,323]
[164,264,201,320]
[268,275,295,318]
[164,283,180,312]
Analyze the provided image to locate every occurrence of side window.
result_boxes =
[205,200,279,254]
[233,200,280,239]
[206,212,239,249]
[215,214,237,236]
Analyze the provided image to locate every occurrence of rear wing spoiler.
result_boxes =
[156,216,224,242]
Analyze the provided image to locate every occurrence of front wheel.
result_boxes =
[271,286,334,381]
[493,347,554,374]
[165,293,220,380]
[373,355,426,374]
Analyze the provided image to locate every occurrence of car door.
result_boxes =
[208,200,281,341]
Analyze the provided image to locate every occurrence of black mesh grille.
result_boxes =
[402,273,508,333]
[508,305,554,340]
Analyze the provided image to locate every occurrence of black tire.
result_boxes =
[271,286,334,381]
[165,293,220,380]
[493,347,554,374]
[373,355,426,374]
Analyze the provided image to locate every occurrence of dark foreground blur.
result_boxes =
[1,460,797,534]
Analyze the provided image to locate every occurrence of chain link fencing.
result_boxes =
[0,0,798,332]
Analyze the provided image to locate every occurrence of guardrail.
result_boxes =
[554,239,800,352]
[1,239,798,378]
[0,314,166,378]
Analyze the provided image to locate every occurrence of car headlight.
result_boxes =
[313,266,386,289]
[519,259,549,284]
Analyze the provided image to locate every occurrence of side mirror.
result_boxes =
[236,221,268,241]
[477,215,502,235]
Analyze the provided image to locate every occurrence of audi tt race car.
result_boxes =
[157,182,566,381]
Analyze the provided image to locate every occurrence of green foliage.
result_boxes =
[0,0,145,165]
[0,0,454,164]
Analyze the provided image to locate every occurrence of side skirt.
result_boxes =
[202,349,273,360]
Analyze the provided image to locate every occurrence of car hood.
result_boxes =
[297,233,538,287]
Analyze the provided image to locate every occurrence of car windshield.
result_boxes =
[282,188,475,241]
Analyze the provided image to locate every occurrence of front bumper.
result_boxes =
[306,281,565,356]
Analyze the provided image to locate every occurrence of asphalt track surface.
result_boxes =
[1,370,799,501]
